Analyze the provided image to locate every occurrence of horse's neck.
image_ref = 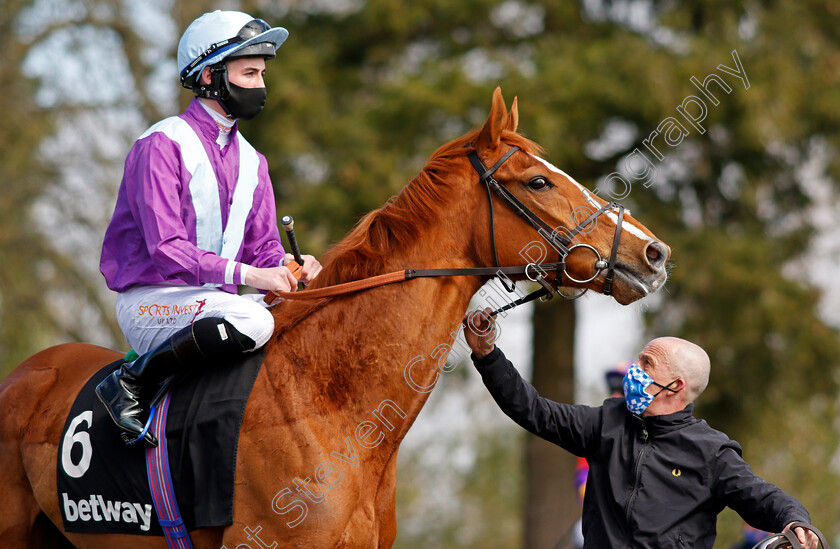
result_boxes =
[272,221,483,450]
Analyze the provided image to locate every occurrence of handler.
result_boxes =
[97,10,321,443]
[463,308,818,549]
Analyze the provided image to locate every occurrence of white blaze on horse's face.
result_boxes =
[532,155,652,243]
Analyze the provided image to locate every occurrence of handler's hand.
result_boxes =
[284,253,323,285]
[462,307,498,359]
[245,266,298,293]
[783,522,819,549]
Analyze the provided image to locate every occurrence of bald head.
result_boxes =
[643,337,710,404]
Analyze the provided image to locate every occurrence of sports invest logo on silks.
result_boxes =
[62,492,153,532]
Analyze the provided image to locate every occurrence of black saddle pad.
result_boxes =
[56,350,263,535]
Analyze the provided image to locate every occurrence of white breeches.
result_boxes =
[116,285,274,354]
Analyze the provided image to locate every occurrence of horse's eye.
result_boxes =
[528,177,552,190]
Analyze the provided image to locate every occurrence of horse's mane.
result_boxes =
[271,128,543,338]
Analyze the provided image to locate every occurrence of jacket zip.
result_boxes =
[624,416,649,527]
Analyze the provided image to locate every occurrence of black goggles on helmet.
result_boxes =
[180,18,271,87]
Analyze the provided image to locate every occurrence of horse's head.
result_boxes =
[464,88,669,305]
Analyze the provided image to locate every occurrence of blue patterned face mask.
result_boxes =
[623,363,679,415]
[623,364,655,415]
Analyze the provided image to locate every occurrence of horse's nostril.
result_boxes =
[645,241,668,269]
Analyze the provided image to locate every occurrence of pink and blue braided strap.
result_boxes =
[145,392,194,549]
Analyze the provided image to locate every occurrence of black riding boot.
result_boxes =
[95,317,254,446]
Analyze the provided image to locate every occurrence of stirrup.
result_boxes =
[120,405,159,448]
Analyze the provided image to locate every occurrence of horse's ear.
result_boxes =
[507,96,519,132]
[476,87,508,149]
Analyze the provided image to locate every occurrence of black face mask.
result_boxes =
[220,83,266,121]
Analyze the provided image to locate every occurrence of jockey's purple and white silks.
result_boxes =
[100,98,286,294]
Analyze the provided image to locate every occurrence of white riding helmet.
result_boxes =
[178,10,288,89]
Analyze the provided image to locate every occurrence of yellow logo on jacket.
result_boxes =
[671,468,682,477]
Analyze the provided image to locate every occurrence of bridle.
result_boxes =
[467,145,626,300]
[265,144,627,310]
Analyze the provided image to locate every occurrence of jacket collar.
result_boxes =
[643,403,697,435]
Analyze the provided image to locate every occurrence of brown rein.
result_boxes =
[264,270,407,305]
[263,262,567,306]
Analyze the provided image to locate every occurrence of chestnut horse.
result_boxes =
[0,88,669,548]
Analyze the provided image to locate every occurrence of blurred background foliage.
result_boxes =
[2,0,840,546]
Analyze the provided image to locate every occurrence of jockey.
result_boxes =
[97,10,322,445]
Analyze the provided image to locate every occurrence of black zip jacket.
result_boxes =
[474,347,810,549]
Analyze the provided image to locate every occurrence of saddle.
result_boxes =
[56,350,263,535]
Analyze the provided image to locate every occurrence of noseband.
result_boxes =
[467,146,626,298]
